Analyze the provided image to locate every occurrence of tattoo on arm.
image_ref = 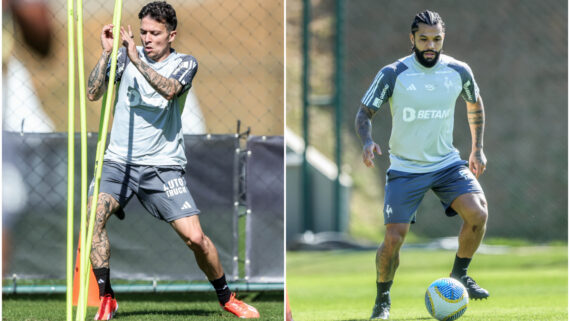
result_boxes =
[133,60,182,100]
[467,96,485,150]
[87,51,111,101]
[355,104,377,146]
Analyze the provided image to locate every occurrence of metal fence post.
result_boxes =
[333,0,345,232]
[301,0,313,232]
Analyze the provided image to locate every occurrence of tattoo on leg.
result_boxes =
[377,243,400,282]
[89,194,114,269]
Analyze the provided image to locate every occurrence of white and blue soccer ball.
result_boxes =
[425,277,469,321]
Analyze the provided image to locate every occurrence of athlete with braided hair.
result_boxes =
[355,10,489,320]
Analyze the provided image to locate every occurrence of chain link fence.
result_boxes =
[3,0,283,288]
[4,0,283,134]
[287,0,567,242]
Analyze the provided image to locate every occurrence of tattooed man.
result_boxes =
[86,2,259,319]
[355,10,489,320]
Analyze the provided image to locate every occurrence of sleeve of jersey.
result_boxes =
[170,55,198,97]
[104,47,128,83]
[455,63,480,103]
[360,66,396,110]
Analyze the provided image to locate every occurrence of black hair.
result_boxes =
[138,1,177,31]
[411,10,445,35]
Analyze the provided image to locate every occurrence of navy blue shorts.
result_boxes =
[383,161,483,224]
[88,161,200,222]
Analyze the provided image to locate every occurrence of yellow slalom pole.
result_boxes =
[78,0,123,318]
[74,0,90,318]
[66,0,75,318]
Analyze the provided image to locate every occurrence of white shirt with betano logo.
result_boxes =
[103,47,198,167]
[361,53,479,173]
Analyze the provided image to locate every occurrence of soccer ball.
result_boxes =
[425,277,469,321]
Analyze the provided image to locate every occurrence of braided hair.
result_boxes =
[411,10,445,35]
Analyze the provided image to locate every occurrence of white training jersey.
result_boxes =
[361,53,479,173]
[104,47,198,167]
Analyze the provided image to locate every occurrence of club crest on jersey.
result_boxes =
[443,77,453,91]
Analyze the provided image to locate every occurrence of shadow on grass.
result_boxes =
[117,308,216,318]
[342,317,433,321]
[117,291,283,303]
[2,290,283,303]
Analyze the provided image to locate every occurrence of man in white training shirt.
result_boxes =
[355,10,489,320]
[86,2,259,319]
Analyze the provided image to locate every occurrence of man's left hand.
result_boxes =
[120,25,139,63]
[469,149,487,179]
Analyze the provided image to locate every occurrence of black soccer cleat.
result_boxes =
[454,275,489,300]
[370,291,390,320]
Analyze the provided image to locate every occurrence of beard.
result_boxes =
[413,46,441,68]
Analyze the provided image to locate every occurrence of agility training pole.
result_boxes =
[76,0,123,319]
[72,0,87,320]
[66,0,76,318]
[67,0,92,318]
[73,0,89,317]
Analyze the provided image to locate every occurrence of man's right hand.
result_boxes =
[362,141,382,168]
[101,24,115,53]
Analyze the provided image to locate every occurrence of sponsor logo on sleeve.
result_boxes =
[378,83,390,102]
[373,98,381,107]
[463,80,474,101]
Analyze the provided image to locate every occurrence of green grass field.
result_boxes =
[287,246,567,321]
[2,291,283,320]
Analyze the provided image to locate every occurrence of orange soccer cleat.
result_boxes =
[94,294,118,320]
[222,293,260,318]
